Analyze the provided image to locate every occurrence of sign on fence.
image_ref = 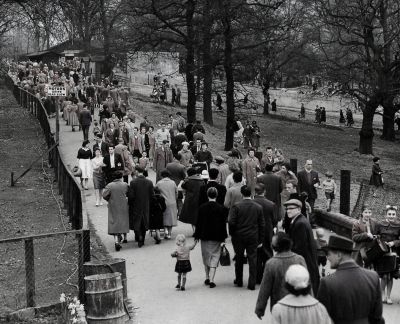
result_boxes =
[47,86,66,97]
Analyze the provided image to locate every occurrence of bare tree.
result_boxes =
[313,0,400,154]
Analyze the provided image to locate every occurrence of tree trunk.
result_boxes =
[202,0,213,125]
[185,0,197,123]
[222,11,234,151]
[381,100,396,141]
[100,0,112,77]
[359,101,376,155]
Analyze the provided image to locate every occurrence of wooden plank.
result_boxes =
[0,229,84,244]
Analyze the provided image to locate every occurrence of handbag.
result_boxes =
[375,250,397,274]
[363,237,389,265]
[72,166,82,177]
[219,245,231,266]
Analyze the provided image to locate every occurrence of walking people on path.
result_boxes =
[79,104,92,141]
[272,265,333,324]
[91,148,106,206]
[156,169,178,240]
[102,171,129,251]
[194,187,228,288]
[369,156,384,197]
[284,199,320,295]
[128,166,154,248]
[255,232,307,318]
[171,234,197,291]
[372,205,400,305]
[228,185,265,290]
[351,205,375,267]
[77,140,92,190]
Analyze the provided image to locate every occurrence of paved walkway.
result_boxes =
[48,105,400,323]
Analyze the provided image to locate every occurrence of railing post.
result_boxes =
[340,170,351,216]
[24,239,35,307]
[77,232,85,303]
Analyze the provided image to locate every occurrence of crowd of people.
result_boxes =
[8,60,397,323]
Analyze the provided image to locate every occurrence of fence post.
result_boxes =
[340,170,351,216]
[289,159,298,175]
[77,233,85,303]
[24,239,36,307]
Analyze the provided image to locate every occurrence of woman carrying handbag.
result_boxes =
[373,205,400,304]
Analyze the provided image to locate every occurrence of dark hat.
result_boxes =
[283,199,302,208]
[96,134,102,139]
[322,235,356,253]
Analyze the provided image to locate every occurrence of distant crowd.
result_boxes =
[9,60,398,324]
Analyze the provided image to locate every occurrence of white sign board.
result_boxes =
[47,86,66,97]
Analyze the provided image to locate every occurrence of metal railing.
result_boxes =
[4,75,83,230]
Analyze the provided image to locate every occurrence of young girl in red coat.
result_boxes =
[171,234,197,291]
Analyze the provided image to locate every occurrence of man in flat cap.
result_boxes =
[284,199,320,295]
[317,235,384,324]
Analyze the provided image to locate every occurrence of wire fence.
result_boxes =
[0,230,90,310]
[4,74,83,230]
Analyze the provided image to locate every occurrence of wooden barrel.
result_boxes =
[84,258,127,299]
[85,272,128,324]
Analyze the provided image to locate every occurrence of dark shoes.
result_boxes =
[180,287,185,291]
[175,284,180,289]
[138,241,144,248]
[204,279,210,286]
[122,239,128,243]
[155,238,161,244]
[115,243,121,251]
[247,285,255,291]
[209,282,216,288]
[234,279,243,287]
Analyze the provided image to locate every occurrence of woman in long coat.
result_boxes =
[69,102,80,131]
[179,168,205,232]
[242,148,260,196]
[369,156,383,197]
[156,170,178,239]
[102,172,129,251]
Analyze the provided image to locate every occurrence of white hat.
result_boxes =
[285,264,310,290]
[201,170,209,180]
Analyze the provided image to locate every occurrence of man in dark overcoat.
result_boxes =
[257,164,283,215]
[128,166,154,247]
[199,168,227,206]
[284,199,320,295]
[317,235,384,324]
[253,183,278,284]
[228,185,265,290]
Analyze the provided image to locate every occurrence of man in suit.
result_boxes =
[284,199,320,295]
[228,185,265,290]
[260,147,275,172]
[253,183,278,284]
[154,140,174,182]
[257,164,283,216]
[190,139,202,155]
[103,145,124,184]
[93,134,109,158]
[79,104,92,141]
[129,127,145,159]
[199,168,227,206]
[128,166,154,247]
[194,142,213,169]
[297,159,320,211]
[317,235,384,324]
